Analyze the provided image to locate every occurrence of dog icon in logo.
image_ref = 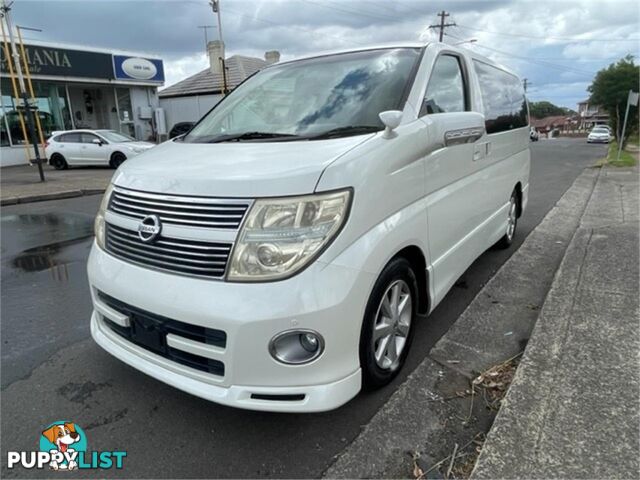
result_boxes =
[41,423,81,470]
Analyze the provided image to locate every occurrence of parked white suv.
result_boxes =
[46,129,155,169]
[88,43,530,412]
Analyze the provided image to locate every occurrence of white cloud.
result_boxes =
[12,0,640,108]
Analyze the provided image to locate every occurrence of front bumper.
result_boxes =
[88,243,374,412]
[588,137,609,143]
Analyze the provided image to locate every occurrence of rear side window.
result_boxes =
[80,133,100,143]
[421,55,467,115]
[473,60,528,134]
[59,133,81,143]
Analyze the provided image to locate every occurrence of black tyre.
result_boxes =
[110,152,127,169]
[360,257,418,389]
[495,189,519,249]
[49,153,68,170]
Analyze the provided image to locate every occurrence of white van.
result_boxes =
[88,43,530,412]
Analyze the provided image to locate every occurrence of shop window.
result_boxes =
[0,78,73,144]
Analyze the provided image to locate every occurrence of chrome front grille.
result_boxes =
[105,223,231,278]
[109,187,251,230]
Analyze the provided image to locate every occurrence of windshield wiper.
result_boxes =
[307,125,382,140]
[207,131,302,143]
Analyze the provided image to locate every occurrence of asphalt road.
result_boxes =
[0,138,607,478]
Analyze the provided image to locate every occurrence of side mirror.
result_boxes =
[424,111,486,147]
[92,138,103,146]
[379,110,403,139]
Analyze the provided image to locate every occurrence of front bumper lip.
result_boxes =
[91,311,361,412]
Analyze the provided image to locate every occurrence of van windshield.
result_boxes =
[183,48,421,143]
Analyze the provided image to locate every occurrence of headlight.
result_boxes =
[94,183,114,249]
[227,189,351,282]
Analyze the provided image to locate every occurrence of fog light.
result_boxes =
[269,330,324,365]
[300,333,319,352]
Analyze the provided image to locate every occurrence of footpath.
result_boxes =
[472,164,639,478]
[325,164,639,479]
[0,164,111,205]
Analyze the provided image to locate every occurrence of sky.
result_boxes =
[10,0,640,109]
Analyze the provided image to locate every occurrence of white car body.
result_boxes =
[88,43,530,412]
[587,127,611,143]
[45,129,155,168]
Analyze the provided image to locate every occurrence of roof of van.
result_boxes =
[276,42,428,64]
[275,42,520,78]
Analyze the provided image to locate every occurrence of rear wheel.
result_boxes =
[360,257,418,389]
[110,152,127,169]
[495,190,519,249]
[49,153,68,170]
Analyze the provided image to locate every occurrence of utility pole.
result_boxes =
[429,11,456,42]
[210,0,228,95]
[522,78,531,93]
[197,25,214,51]
[0,0,45,181]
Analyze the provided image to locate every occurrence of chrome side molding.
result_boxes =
[444,127,485,146]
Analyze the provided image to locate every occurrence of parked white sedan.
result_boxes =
[45,129,155,169]
[587,126,611,144]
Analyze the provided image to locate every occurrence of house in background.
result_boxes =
[577,100,609,130]
[530,115,577,137]
[159,42,279,131]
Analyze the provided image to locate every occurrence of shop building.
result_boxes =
[1,40,164,167]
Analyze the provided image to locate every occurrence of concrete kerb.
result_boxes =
[472,164,640,478]
[0,188,105,206]
[324,168,601,478]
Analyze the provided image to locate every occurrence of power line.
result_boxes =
[223,7,370,47]
[443,32,599,77]
[299,0,392,22]
[470,42,597,76]
[456,24,640,43]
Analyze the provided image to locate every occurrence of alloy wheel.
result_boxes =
[372,279,412,371]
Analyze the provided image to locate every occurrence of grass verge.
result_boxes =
[599,141,638,167]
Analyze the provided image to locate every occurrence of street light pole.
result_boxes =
[210,0,228,95]
[0,1,45,181]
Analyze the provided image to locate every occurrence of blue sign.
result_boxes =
[113,55,164,83]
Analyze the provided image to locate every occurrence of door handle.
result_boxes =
[473,142,491,161]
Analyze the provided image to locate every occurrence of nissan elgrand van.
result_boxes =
[88,43,530,412]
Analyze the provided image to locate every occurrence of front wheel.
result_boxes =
[49,153,68,170]
[495,190,519,249]
[360,258,418,390]
[110,152,127,169]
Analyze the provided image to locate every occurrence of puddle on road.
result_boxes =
[1,212,94,236]
[2,212,95,280]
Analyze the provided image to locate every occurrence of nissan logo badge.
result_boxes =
[138,215,162,243]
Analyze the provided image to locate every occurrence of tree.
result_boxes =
[529,101,568,119]
[588,56,639,146]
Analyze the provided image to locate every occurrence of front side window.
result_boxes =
[184,48,422,143]
[421,55,466,116]
[473,60,528,134]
